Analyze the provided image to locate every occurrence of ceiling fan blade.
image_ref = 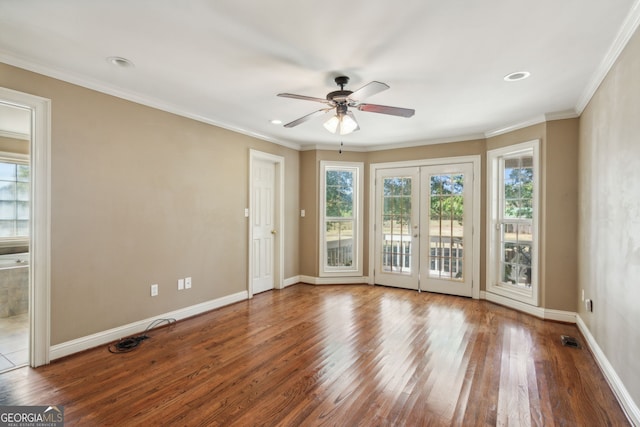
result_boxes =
[357,103,415,118]
[283,108,333,128]
[347,81,389,102]
[277,93,333,105]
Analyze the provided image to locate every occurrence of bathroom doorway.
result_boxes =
[0,101,30,372]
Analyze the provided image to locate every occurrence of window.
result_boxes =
[320,161,363,277]
[0,154,30,242]
[487,140,539,306]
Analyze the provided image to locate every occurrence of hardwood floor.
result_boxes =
[0,284,629,426]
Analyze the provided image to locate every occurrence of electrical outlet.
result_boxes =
[185,277,192,289]
[585,299,593,312]
[178,278,184,290]
[151,284,158,297]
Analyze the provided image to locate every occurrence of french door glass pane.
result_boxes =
[325,220,353,267]
[382,177,412,273]
[429,174,464,280]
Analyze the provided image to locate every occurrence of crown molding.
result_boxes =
[484,115,546,138]
[545,109,580,121]
[575,0,640,113]
[0,53,303,151]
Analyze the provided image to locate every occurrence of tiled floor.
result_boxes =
[0,313,28,373]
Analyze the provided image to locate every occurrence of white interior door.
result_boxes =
[419,163,473,297]
[251,159,275,294]
[374,167,420,290]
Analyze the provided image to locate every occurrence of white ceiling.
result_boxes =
[1,0,638,150]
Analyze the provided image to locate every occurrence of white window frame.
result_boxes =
[487,140,540,306]
[319,161,363,277]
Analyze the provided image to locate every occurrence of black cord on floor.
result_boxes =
[108,318,176,354]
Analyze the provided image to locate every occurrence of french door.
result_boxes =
[374,163,474,297]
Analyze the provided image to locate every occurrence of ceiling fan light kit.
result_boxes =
[278,76,414,135]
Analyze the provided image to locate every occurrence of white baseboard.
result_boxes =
[50,290,248,361]
[299,275,370,285]
[283,276,301,287]
[576,315,640,426]
[482,291,576,323]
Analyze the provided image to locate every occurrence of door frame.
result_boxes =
[369,155,481,299]
[248,149,284,298]
[0,87,52,366]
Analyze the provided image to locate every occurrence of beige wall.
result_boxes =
[544,119,578,311]
[579,26,640,404]
[487,121,579,312]
[0,63,300,344]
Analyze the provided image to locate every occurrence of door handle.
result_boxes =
[271,230,277,235]
[413,234,418,238]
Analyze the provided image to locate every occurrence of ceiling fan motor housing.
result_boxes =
[327,76,353,103]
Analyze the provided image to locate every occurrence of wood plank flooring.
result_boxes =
[0,284,629,426]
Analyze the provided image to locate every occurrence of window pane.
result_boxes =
[16,182,29,201]
[382,177,412,273]
[0,162,30,238]
[0,220,14,237]
[503,156,533,219]
[0,181,16,201]
[0,163,16,181]
[0,201,16,220]
[17,201,29,220]
[428,173,465,281]
[500,219,532,288]
[325,221,353,267]
[16,220,29,236]
[17,165,30,182]
[326,170,354,218]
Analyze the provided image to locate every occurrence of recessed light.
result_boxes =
[106,56,134,68]
[270,119,282,125]
[504,71,530,82]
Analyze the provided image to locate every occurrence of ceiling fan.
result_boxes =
[277,76,415,135]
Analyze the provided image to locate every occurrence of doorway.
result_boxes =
[248,150,284,297]
[0,102,31,372]
[0,87,51,368]
[371,157,480,298]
